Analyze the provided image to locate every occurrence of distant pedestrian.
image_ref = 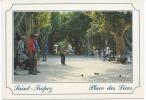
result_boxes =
[105,47,111,60]
[60,48,66,65]
[109,49,113,61]
[98,49,101,59]
[42,40,48,61]
[102,49,106,60]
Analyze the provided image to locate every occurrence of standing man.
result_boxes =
[60,48,66,65]
[105,47,110,60]
[42,40,48,61]
[17,36,25,69]
[102,48,106,60]
[34,34,40,73]
[27,34,37,75]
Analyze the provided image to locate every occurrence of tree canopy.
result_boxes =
[14,11,132,57]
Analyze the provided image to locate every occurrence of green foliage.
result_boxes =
[14,11,132,56]
[66,12,91,36]
[33,12,51,29]
[50,12,62,33]
[104,11,132,34]
[57,39,69,49]
[87,12,105,36]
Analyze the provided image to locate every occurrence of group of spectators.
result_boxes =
[92,47,114,61]
[14,34,41,75]
[95,47,131,64]
[14,33,68,75]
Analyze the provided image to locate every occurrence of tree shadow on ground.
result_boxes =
[14,62,82,83]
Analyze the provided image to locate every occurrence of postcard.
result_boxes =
[1,0,144,99]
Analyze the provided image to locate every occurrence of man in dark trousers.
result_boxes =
[26,34,37,75]
[60,48,66,65]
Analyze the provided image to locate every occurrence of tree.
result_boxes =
[46,12,62,53]
[86,12,106,51]
[86,11,132,57]
[14,12,52,54]
[65,12,91,54]
[104,11,132,57]
[33,12,51,35]
[14,11,132,57]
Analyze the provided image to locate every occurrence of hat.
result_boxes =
[21,36,25,40]
[34,34,39,37]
